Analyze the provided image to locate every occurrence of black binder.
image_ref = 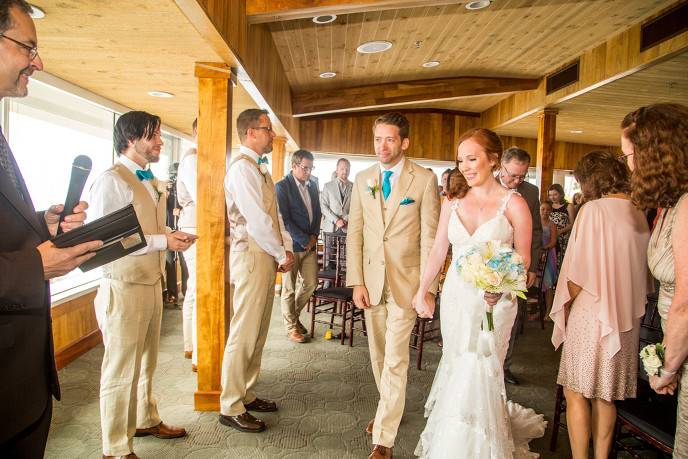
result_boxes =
[52,204,147,272]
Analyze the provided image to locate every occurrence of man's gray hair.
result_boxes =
[502,146,531,164]
[0,0,32,34]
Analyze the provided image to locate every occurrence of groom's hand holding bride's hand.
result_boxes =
[353,285,371,309]
[413,292,436,319]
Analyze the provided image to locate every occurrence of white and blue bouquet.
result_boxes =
[455,240,528,331]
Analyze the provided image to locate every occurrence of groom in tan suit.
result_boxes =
[347,112,440,459]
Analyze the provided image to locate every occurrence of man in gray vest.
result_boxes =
[90,111,196,458]
[320,157,353,233]
[499,146,542,386]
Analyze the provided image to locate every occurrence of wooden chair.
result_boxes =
[309,235,355,345]
[523,248,549,332]
[316,231,341,287]
[611,292,677,457]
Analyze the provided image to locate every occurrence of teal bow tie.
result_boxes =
[136,169,154,181]
[257,156,269,165]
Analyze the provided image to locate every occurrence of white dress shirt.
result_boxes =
[176,149,197,230]
[296,179,313,224]
[379,157,405,195]
[224,145,293,264]
[89,155,167,255]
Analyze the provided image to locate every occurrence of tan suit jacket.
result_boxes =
[346,159,440,308]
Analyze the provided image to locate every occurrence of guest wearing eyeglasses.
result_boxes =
[498,147,542,386]
[275,149,322,343]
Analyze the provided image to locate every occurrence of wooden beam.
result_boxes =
[194,62,231,411]
[293,77,540,117]
[246,0,460,24]
[481,1,688,130]
[271,136,288,180]
[536,109,557,203]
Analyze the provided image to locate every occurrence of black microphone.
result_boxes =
[56,155,92,235]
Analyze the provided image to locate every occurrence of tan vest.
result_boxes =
[102,163,166,285]
[227,155,282,254]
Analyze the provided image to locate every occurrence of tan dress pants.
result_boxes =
[220,251,277,416]
[364,282,417,448]
[94,279,163,456]
[280,250,318,332]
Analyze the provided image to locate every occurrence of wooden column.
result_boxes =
[271,136,287,180]
[194,62,231,411]
[536,109,557,203]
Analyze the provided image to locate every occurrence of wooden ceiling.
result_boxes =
[32,0,231,135]
[269,0,672,100]
[497,51,688,145]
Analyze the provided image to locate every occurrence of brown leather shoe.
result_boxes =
[365,418,374,435]
[368,444,393,459]
[103,454,139,459]
[184,351,192,359]
[244,397,278,412]
[219,412,266,432]
[296,321,308,335]
[288,329,307,343]
[134,421,186,439]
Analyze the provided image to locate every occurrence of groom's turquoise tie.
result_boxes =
[382,170,393,201]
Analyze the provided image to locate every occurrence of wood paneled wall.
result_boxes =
[194,0,248,60]
[499,136,620,171]
[51,290,101,370]
[299,110,480,161]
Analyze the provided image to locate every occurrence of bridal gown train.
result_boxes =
[416,191,546,459]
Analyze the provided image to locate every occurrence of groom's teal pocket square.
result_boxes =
[400,197,415,205]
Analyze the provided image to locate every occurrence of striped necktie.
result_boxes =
[0,128,24,201]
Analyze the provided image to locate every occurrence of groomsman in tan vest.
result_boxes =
[347,112,440,459]
[220,109,294,433]
[90,111,196,458]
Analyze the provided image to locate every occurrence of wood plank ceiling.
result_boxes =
[497,51,688,146]
[31,0,251,136]
[268,0,673,114]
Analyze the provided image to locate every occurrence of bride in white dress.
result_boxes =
[412,128,546,458]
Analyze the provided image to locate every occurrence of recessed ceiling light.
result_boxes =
[312,14,337,24]
[465,0,491,10]
[570,129,583,134]
[356,40,393,54]
[29,4,45,19]
[147,91,174,98]
[319,71,337,79]
[422,61,440,68]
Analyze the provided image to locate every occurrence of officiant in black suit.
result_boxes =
[0,1,102,456]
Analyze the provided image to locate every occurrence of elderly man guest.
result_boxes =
[321,157,353,234]
[0,1,102,455]
[276,149,322,343]
[498,147,542,386]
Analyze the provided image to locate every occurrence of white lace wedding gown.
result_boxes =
[416,191,546,459]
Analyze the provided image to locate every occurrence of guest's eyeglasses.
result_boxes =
[252,125,274,133]
[297,164,315,172]
[0,34,39,60]
[618,152,634,161]
[501,164,527,183]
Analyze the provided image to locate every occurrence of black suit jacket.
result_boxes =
[517,181,543,273]
[275,173,322,252]
[0,144,59,444]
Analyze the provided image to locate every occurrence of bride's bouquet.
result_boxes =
[455,240,528,331]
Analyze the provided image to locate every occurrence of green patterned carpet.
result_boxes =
[45,299,572,458]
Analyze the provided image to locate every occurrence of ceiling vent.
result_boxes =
[640,2,688,52]
[546,60,579,95]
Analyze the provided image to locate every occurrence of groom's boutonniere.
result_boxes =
[366,178,379,199]
[400,197,415,205]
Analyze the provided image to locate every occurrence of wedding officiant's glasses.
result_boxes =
[501,164,527,183]
[0,34,39,60]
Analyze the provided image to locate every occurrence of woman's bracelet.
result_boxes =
[659,367,677,377]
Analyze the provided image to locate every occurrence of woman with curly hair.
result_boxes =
[622,103,688,457]
[550,150,651,459]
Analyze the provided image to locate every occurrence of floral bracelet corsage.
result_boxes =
[640,343,667,377]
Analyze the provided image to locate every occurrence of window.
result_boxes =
[4,78,189,300]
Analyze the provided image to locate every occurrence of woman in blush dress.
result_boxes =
[550,150,651,459]
[622,103,688,457]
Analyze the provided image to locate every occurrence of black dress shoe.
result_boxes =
[219,412,266,432]
[244,397,278,412]
[504,369,520,385]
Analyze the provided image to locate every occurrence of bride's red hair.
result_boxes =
[446,128,503,200]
